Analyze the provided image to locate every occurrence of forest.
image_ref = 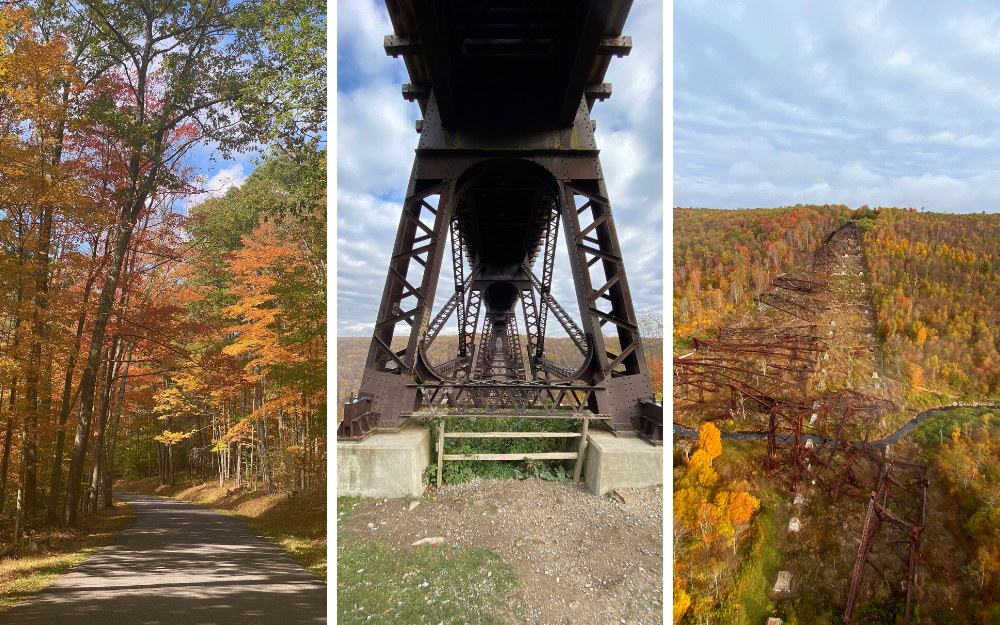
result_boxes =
[674,205,1000,624]
[0,0,325,548]
[673,205,852,345]
[863,208,1000,402]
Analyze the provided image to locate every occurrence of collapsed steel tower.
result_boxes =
[340,0,658,442]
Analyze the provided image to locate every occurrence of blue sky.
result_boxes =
[675,0,1000,212]
[336,1,664,337]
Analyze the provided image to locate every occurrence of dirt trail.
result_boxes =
[339,479,663,625]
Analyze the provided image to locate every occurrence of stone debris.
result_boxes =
[612,489,637,505]
[788,518,801,533]
[408,500,420,511]
[411,536,445,546]
[773,570,792,593]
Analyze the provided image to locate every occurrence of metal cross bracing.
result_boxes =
[844,458,928,625]
[757,275,832,322]
[673,322,827,419]
[763,390,895,497]
[339,0,659,442]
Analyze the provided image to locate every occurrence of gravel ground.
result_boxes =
[339,478,663,625]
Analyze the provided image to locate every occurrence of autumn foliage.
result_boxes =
[862,208,1000,400]
[674,205,852,342]
[0,0,325,543]
[673,423,760,623]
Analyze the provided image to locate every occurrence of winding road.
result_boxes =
[1,491,326,625]
[673,404,1000,447]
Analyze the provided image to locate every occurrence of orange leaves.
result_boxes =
[221,417,255,446]
[222,218,320,374]
[699,422,722,463]
[717,490,760,527]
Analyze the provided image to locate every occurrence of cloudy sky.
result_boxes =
[336,1,663,337]
[675,0,1000,212]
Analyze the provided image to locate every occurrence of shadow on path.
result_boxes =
[2,491,326,625]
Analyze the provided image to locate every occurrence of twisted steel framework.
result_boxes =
[673,223,927,623]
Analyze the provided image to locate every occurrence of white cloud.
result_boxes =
[184,163,246,210]
[838,161,884,189]
[949,15,1000,55]
[676,1,1000,213]
[730,161,762,177]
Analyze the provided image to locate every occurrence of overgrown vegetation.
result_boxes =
[911,407,1000,621]
[673,424,761,623]
[422,417,580,487]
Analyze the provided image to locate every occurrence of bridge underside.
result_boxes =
[339,0,658,443]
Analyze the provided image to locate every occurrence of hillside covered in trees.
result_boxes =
[673,205,852,344]
[0,0,325,549]
[863,208,1000,403]
[674,205,1000,623]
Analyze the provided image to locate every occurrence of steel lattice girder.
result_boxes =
[344,1,658,438]
[844,460,928,625]
[763,390,894,497]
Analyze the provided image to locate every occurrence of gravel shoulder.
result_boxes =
[338,478,663,625]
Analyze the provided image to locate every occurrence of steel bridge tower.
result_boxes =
[340,0,660,443]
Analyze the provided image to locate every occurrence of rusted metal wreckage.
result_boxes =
[339,0,660,447]
[844,457,928,624]
[674,223,927,623]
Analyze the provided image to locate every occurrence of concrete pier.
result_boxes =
[583,430,663,496]
[337,422,430,498]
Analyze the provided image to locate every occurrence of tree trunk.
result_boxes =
[89,340,120,512]
[0,415,11,513]
[46,265,99,524]
[105,346,132,504]
[64,210,144,527]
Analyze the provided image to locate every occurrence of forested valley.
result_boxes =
[0,0,325,553]
[674,205,1000,624]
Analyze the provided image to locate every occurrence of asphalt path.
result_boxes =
[2,491,326,625]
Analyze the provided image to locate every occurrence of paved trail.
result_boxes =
[2,491,326,625]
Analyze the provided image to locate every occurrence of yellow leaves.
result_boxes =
[953,425,962,443]
[154,429,195,446]
[672,584,691,625]
[699,422,722,462]
[286,444,304,458]
[674,488,700,531]
[221,417,255,445]
[681,449,718,490]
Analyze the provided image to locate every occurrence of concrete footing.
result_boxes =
[584,430,663,496]
[337,422,429,498]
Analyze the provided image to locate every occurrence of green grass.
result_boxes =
[423,416,580,487]
[0,500,136,616]
[337,530,522,624]
[726,493,781,625]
